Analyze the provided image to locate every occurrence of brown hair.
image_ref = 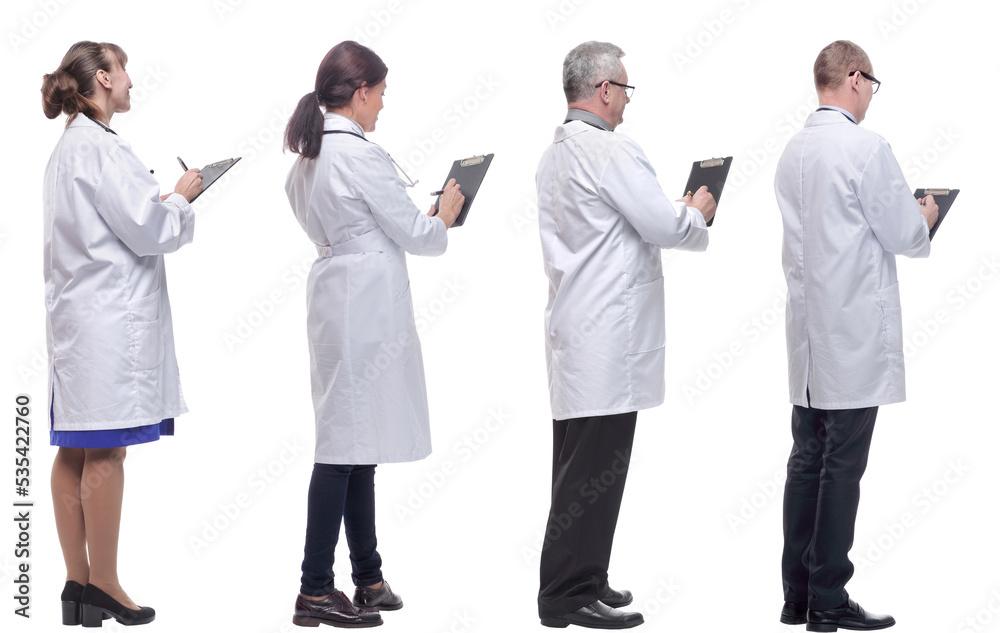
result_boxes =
[814,40,872,92]
[41,41,128,123]
[284,41,388,160]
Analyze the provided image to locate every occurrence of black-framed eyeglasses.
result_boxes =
[849,70,881,94]
[595,80,634,99]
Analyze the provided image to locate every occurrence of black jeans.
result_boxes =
[300,464,384,596]
[538,412,636,618]
[781,404,878,611]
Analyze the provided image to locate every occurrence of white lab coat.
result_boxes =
[775,110,930,410]
[43,114,194,431]
[537,120,709,420]
[285,113,447,464]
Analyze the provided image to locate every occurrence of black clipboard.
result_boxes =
[433,153,494,227]
[914,188,959,241]
[683,156,733,227]
[191,157,241,202]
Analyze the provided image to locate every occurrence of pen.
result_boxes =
[177,157,189,171]
[430,190,444,196]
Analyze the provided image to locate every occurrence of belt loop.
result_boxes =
[316,245,332,258]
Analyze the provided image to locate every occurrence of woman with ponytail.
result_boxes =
[284,41,464,628]
[41,41,203,627]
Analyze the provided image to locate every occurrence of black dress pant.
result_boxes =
[781,403,878,611]
[299,464,384,596]
[538,412,637,618]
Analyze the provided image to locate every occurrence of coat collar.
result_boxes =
[323,112,365,137]
[804,109,856,128]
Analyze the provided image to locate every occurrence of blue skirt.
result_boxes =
[50,403,175,448]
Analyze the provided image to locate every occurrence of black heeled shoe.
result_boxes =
[80,584,154,627]
[60,581,111,626]
[61,580,85,625]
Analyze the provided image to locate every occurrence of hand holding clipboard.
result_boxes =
[431,153,494,227]
[682,156,733,227]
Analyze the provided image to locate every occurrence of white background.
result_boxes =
[2,0,998,632]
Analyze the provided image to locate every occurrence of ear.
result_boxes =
[597,81,611,105]
[95,69,112,89]
[358,81,369,104]
[849,72,862,94]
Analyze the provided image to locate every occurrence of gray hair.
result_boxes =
[562,41,626,103]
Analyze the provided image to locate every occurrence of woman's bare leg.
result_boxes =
[51,447,89,585]
[81,447,139,610]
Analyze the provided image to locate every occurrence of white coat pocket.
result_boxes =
[127,291,164,371]
[625,277,666,354]
[877,283,903,355]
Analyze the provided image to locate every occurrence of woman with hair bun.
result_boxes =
[41,41,202,627]
[284,40,464,628]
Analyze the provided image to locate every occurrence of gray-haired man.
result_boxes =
[536,41,715,630]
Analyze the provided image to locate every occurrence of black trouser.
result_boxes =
[299,464,384,596]
[538,412,637,618]
[781,404,878,611]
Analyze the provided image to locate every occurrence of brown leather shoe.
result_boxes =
[292,590,383,628]
[352,581,403,611]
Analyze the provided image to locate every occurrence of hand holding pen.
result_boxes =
[174,157,203,203]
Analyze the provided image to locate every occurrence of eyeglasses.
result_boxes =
[849,70,881,94]
[595,79,634,99]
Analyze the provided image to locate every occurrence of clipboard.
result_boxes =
[683,156,733,227]
[433,153,494,227]
[191,157,242,202]
[914,188,959,241]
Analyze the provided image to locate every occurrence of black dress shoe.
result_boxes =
[352,581,402,611]
[780,601,807,625]
[807,599,895,632]
[293,590,383,628]
[540,600,643,629]
[602,588,633,609]
[80,584,154,627]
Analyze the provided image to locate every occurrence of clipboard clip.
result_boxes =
[700,157,726,168]
[207,158,236,168]
[460,155,486,167]
[923,188,950,196]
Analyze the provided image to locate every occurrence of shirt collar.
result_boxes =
[564,108,613,132]
[816,105,857,124]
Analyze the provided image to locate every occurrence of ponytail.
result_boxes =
[284,91,324,159]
